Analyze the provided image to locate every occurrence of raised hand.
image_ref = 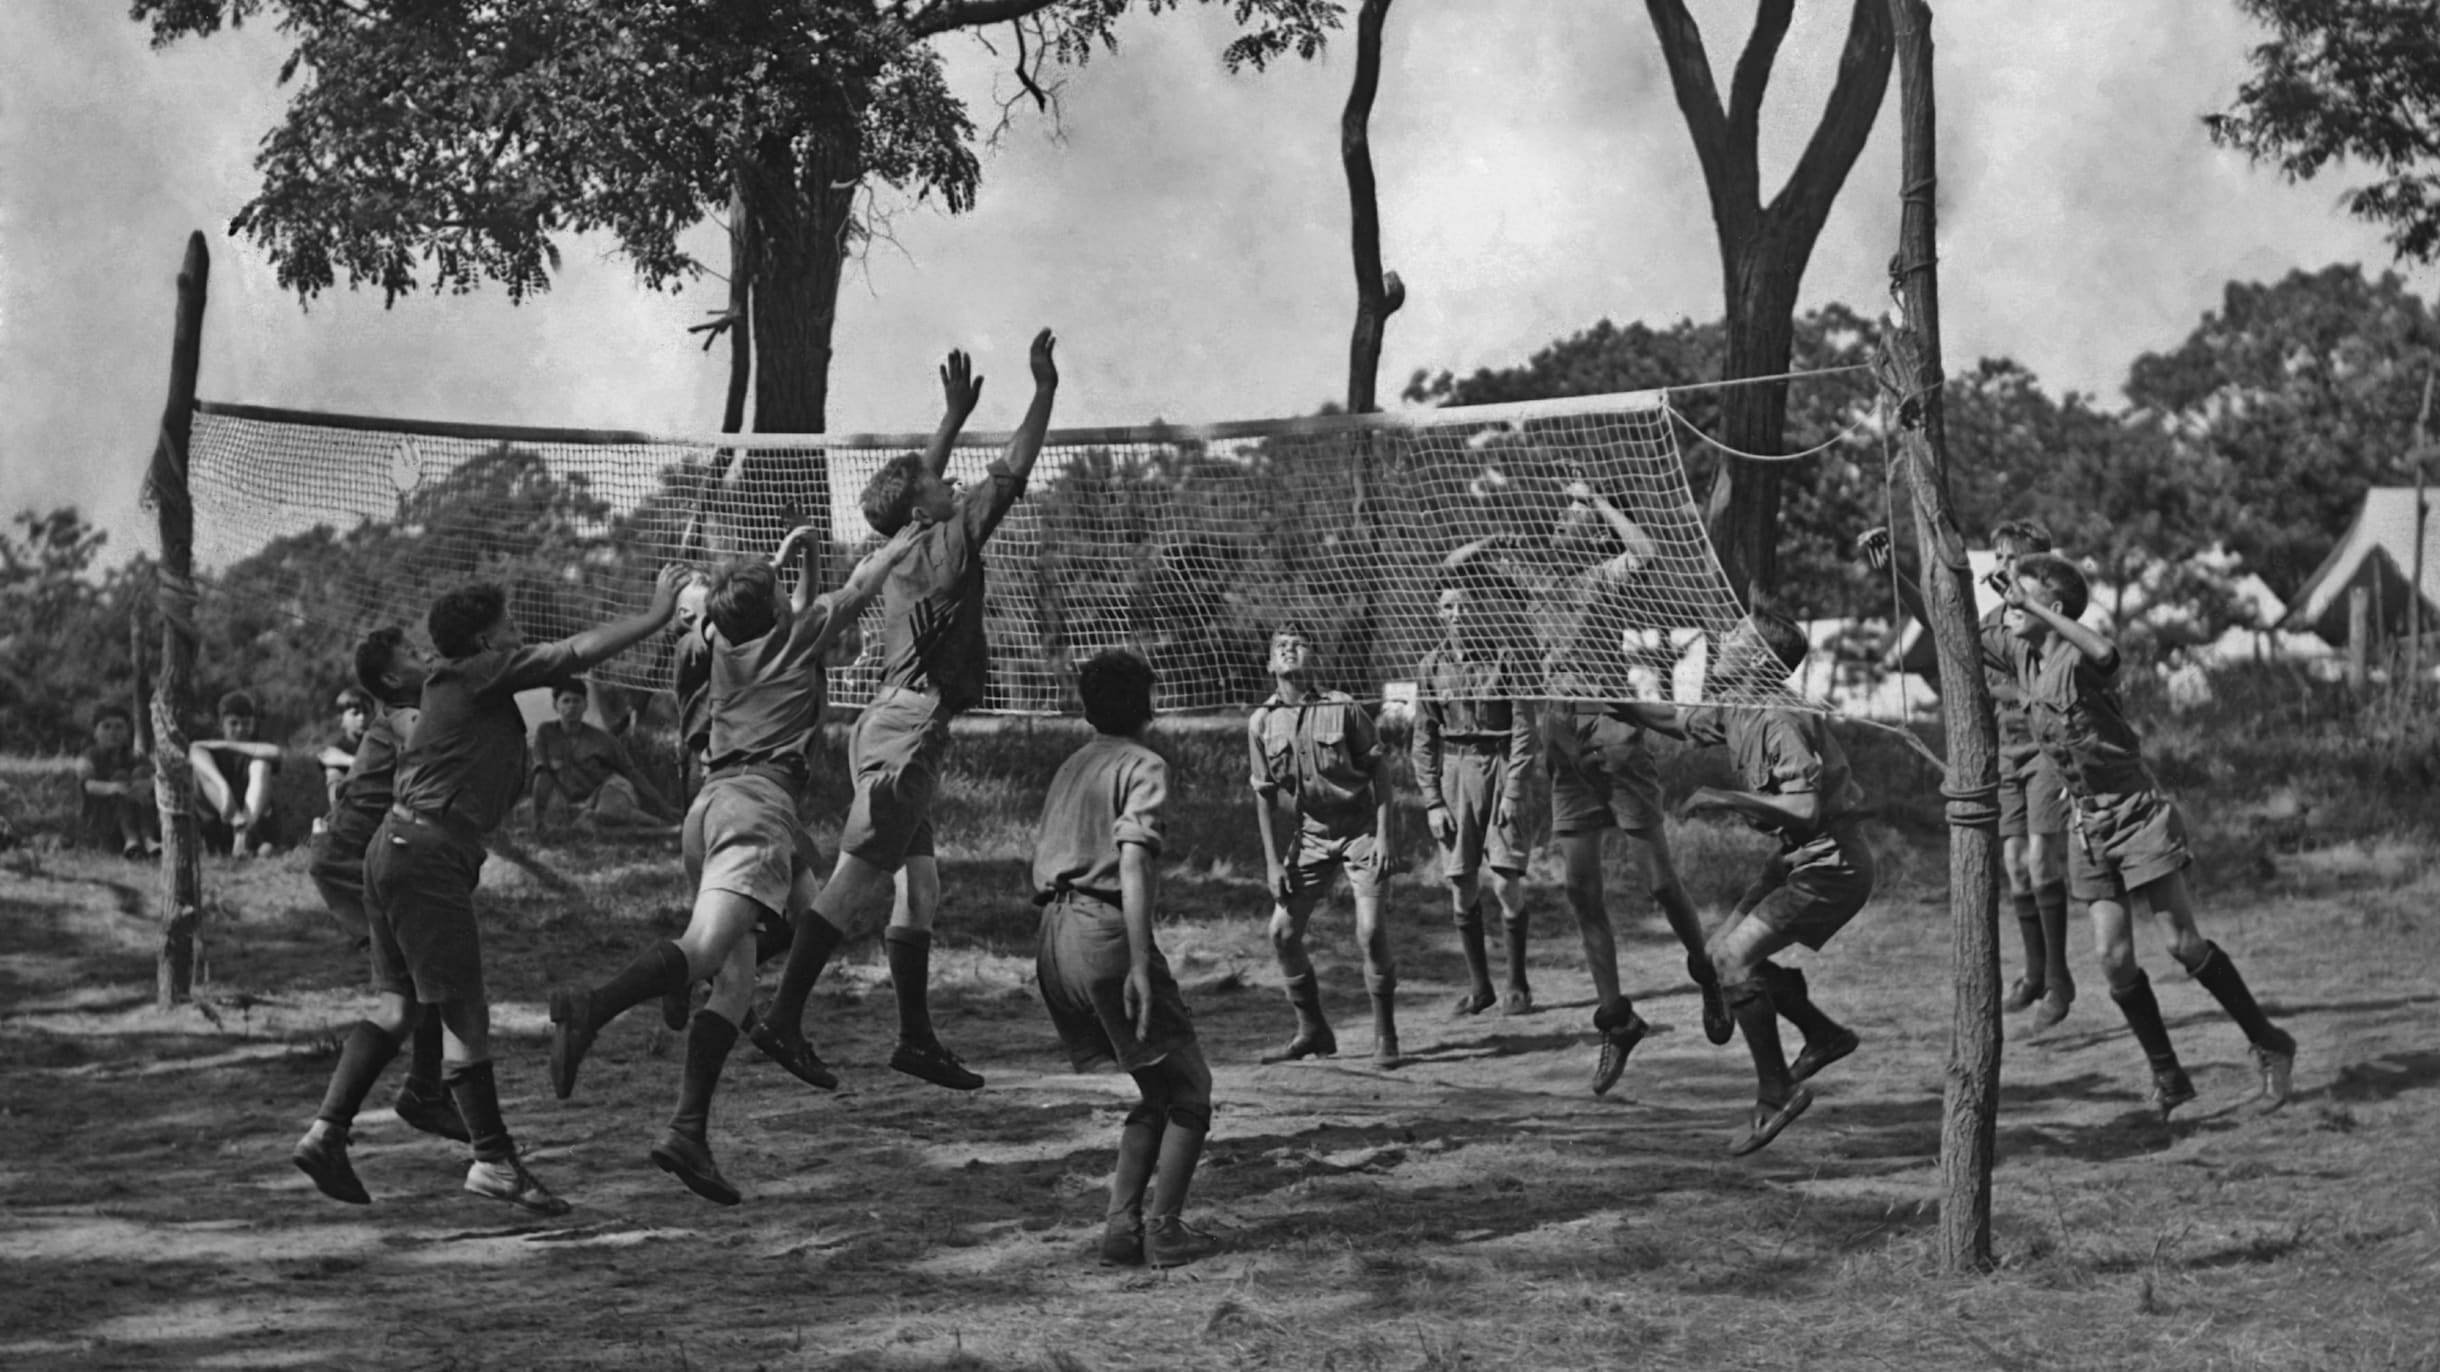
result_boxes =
[648,562,690,618]
[1030,328,1059,389]
[940,349,983,418]
[1855,526,1893,571]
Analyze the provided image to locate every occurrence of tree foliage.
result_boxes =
[2207,0,2440,264]
[0,510,151,753]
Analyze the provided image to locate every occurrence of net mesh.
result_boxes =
[182,392,1789,714]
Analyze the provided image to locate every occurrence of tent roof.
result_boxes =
[2279,487,2440,644]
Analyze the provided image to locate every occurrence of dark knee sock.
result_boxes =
[766,910,846,1030]
[1502,908,1531,990]
[668,1009,740,1143]
[885,927,936,1045]
[1758,962,1842,1042]
[1454,898,1493,997]
[1724,978,1792,1093]
[444,1059,514,1163]
[2011,892,2046,987]
[1284,971,1328,1035]
[405,1013,447,1090]
[316,1021,404,1128]
[753,907,795,965]
[1652,882,1708,966]
[590,940,692,1030]
[1145,1102,1212,1222]
[2108,971,2183,1075]
[2035,882,2073,994]
[1111,1080,1171,1222]
[2178,941,2290,1052]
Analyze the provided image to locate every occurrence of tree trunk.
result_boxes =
[1883,0,2003,1275]
[150,231,210,1009]
[1342,0,1403,415]
[1709,252,1802,605]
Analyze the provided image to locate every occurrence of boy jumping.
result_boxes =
[755,331,1060,1093]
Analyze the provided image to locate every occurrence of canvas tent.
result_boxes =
[2280,487,2440,646]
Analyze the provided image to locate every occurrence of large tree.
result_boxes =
[1642,0,1895,603]
[2206,0,2440,264]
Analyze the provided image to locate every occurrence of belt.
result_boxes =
[387,803,483,842]
[1441,735,1509,754]
[1034,884,1121,909]
[707,755,808,789]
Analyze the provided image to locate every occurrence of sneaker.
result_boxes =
[1258,1025,1338,1065]
[546,986,597,1101]
[891,1038,985,1091]
[1144,1215,1222,1269]
[2253,1035,2297,1108]
[2002,977,2043,1014]
[464,1155,572,1216]
[1697,980,1733,1046]
[1500,986,1536,1017]
[391,1080,470,1143]
[2150,1066,2198,1122]
[1789,1027,1860,1084]
[291,1125,370,1205]
[1098,1216,1145,1267]
[1590,1011,1650,1097]
[749,1020,840,1091]
[648,1130,741,1206]
[1450,988,1497,1017]
[2027,988,2074,1034]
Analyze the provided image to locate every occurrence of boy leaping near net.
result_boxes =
[1035,650,1221,1269]
[755,330,1060,1094]
[290,564,685,1215]
[1627,611,1874,1155]
[1413,571,1536,1017]
[546,523,918,1204]
[1250,623,1403,1066]
[2005,553,2295,1118]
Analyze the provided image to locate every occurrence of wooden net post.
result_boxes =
[1882,0,2005,1274]
[148,231,210,1008]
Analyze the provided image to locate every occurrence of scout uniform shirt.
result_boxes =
[1680,705,1864,843]
[394,642,582,836]
[1033,734,1168,904]
[877,462,1025,713]
[1248,690,1383,839]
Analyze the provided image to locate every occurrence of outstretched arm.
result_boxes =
[1609,700,1686,738]
[2007,581,2119,671]
[922,348,983,480]
[1856,526,1931,625]
[561,564,688,671]
[1685,784,1821,836]
[997,329,1060,487]
[800,525,926,656]
[773,522,823,615]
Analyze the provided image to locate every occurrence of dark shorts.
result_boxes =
[837,689,954,870]
[2067,789,2191,904]
[1036,893,1198,1073]
[1747,822,1876,952]
[1548,726,1664,836]
[1435,747,1527,881]
[364,814,489,1004]
[681,771,798,917]
[1998,752,2070,839]
[307,825,372,934]
[1284,829,1386,902]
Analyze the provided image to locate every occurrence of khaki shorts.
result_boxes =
[682,771,798,917]
[837,689,953,870]
[1548,719,1664,836]
[1036,892,1198,1073]
[364,814,488,1004]
[1283,829,1386,901]
[1744,821,1877,953]
[1999,751,2070,839]
[1434,746,1527,881]
[2067,789,2191,904]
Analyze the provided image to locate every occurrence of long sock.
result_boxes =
[1145,1103,1212,1221]
[885,927,938,1044]
[2011,892,2046,989]
[2108,971,2183,1075]
[445,1059,514,1163]
[1502,909,1531,991]
[589,940,692,1031]
[668,1009,740,1142]
[405,1014,447,1090]
[1724,978,1791,1092]
[2179,941,2292,1052]
[1454,898,1493,998]
[766,910,846,1031]
[1371,989,1399,1050]
[2035,882,2074,995]
[1108,1098,1166,1222]
[1652,882,1708,968]
[316,1021,404,1127]
[1285,971,1328,1036]
[1593,991,1639,1032]
[753,908,795,965]
[1758,962,1841,1042]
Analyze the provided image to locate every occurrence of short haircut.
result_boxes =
[333,686,374,713]
[218,689,258,720]
[1270,621,1311,648]
[2013,552,2088,620]
[1989,518,2055,556]
[1079,649,1157,735]
[353,627,410,704]
[428,583,507,659]
[861,453,928,536]
[551,677,590,704]
[705,557,780,645]
[1746,610,1810,674]
[92,702,133,729]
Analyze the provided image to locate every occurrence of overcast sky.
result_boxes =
[3,0,2430,569]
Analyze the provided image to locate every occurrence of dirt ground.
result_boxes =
[3,831,2437,1371]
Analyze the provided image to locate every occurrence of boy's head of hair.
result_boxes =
[860,455,955,536]
[334,685,373,715]
[1718,610,1809,686]
[705,557,781,645]
[353,626,426,708]
[1079,649,1157,736]
[2012,551,2088,621]
[428,583,509,659]
[1989,518,2055,559]
[91,703,133,745]
[216,690,259,740]
[674,571,714,634]
[1267,622,1318,682]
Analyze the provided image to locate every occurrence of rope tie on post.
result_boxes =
[1940,781,2001,831]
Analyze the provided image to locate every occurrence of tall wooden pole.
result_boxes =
[149,232,210,1008]
[2410,370,2430,700]
[1880,0,2003,1273]
[1342,0,1403,416]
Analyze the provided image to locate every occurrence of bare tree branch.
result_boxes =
[1762,0,1894,243]
[1642,0,1748,239]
